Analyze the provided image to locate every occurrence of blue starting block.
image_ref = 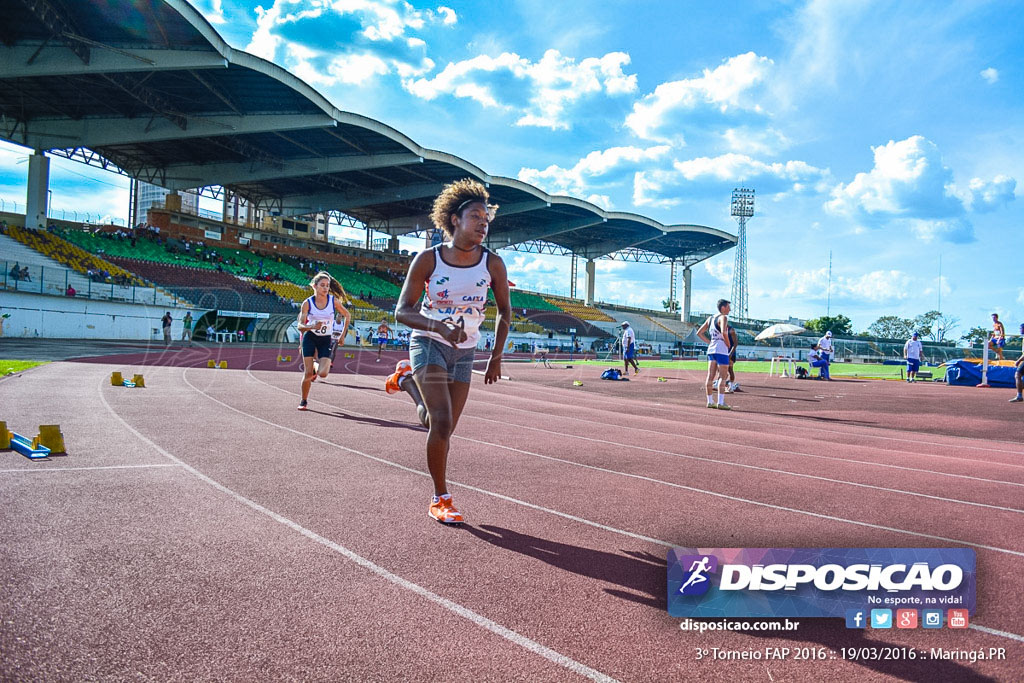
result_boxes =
[9,432,51,459]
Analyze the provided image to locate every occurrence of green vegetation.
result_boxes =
[572,359,933,379]
[1,360,47,375]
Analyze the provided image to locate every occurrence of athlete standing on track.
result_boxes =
[395,179,511,525]
[904,332,923,383]
[621,322,640,375]
[697,299,732,410]
[1010,323,1024,403]
[296,272,350,411]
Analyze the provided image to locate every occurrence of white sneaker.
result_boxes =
[712,379,720,389]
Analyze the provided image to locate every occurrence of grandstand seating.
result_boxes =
[508,290,561,312]
[326,264,402,299]
[106,257,294,315]
[9,226,145,287]
[522,311,611,338]
[542,295,616,321]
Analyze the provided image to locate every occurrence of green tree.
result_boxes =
[805,314,853,336]
[867,315,914,339]
[914,310,959,342]
[662,298,680,312]
[960,326,989,345]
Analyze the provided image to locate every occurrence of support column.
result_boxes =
[682,265,692,323]
[388,235,399,252]
[584,258,596,306]
[25,151,50,229]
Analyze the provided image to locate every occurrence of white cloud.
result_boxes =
[517,145,670,197]
[625,52,773,141]
[405,49,637,130]
[826,135,965,220]
[437,6,457,25]
[632,153,829,207]
[721,127,791,156]
[965,175,1016,212]
[778,267,916,303]
[704,259,733,284]
[907,218,973,244]
[245,0,451,87]
[1018,288,1024,305]
[980,67,999,84]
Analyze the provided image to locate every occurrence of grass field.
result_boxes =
[1,360,48,375]
[569,359,938,379]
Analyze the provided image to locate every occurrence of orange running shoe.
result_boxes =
[385,371,402,394]
[428,496,463,524]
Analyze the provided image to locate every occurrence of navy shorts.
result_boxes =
[624,343,636,360]
[906,358,920,373]
[410,336,475,383]
[377,336,388,346]
[302,332,333,359]
[708,353,730,366]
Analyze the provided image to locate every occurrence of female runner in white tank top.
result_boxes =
[395,179,512,524]
[296,272,350,411]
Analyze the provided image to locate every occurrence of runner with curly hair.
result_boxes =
[395,178,511,524]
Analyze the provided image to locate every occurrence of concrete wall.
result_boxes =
[0,290,198,340]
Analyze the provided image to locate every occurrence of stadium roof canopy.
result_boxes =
[0,0,736,264]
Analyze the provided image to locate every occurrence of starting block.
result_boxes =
[36,425,65,454]
[219,360,228,369]
[207,359,216,368]
[572,380,583,386]
[657,377,668,382]
[8,431,50,459]
[132,374,145,388]
[277,355,292,363]
[0,421,10,449]
[344,353,354,358]
[111,371,123,385]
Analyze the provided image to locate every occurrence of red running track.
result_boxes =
[1,348,1022,681]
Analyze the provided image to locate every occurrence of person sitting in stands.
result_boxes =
[9,263,20,281]
[65,284,76,297]
[20,267,31,282]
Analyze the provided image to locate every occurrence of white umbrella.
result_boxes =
[754,323,805,341]
[755,323,806,355]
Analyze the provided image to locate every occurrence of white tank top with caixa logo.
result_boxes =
[413,245,491,349]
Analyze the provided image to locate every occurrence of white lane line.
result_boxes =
[0,463,182,474]
[250,368,1024,510]
[476,371,1024,457]
[238,368,1024,556]
[98,378,617,682]
[228,368,1024,645]
[462,387,1024,479]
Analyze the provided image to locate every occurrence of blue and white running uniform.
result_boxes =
[706,314,730,366]
[302,294,335,359]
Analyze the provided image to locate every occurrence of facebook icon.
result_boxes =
[845,609,867,629]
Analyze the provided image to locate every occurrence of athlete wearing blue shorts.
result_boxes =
[621,322,640,375]
[697,299,733,410]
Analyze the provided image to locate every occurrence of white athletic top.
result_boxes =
[622,327,636,348]
[818,335,834,353]
[331,321,346,341]
[304,294,335,336]
[808,348,823,363]
[706,315,730,355]
[904,339,923,360]
[413,245,491,349]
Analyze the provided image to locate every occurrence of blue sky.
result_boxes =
[2,0,1021,334]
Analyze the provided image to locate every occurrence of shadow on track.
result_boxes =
[462,524,666,609]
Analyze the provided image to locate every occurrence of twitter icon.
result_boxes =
[870,609,893,629]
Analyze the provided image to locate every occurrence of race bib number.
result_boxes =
[312,320,330,335]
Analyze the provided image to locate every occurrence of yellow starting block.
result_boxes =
[36,425,66,454]
[344,353,354,358]
[572,380,583,386]
[132,374,146,388]
[110,371,123,385]
[277,355,293,363]
[207,359,216,368]
[0,421,10,449]
[218,360,228,369]
[657,377,668,382]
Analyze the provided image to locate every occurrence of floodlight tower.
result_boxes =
[730,187,754,320]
